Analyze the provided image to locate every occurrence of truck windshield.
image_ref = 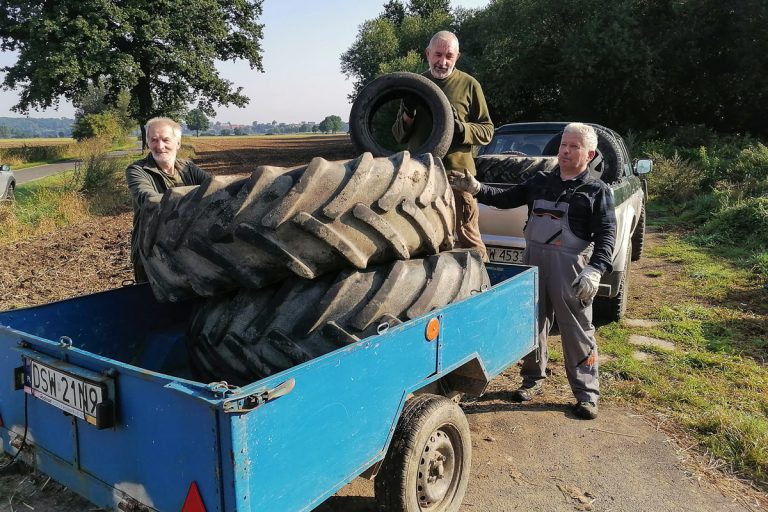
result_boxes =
[479,133,557,156]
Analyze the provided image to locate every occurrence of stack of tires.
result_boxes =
[137,150,491,385]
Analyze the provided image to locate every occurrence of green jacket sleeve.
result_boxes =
[125,163,161,212]
[455,79,494,147]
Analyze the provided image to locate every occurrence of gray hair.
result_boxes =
[145,117,182,140]
[429,31,459,52]
[563,123,597,151]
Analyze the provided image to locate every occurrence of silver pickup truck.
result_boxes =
[475,122,652,321]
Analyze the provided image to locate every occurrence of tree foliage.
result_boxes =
[343,0,768,136]
[0,0,265,142]
[318,115,343,134]
[71,84,133,143]
[461,0,768,135]
[186,109,210,136]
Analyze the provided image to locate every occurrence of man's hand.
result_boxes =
[571,265,602,303]
[448,169,481,196]
[451,106,465,143]
[402,94,419,119]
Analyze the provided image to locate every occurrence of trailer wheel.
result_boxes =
[375,394,471,512]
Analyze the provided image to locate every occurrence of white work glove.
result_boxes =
[571,265,602,303]
[447,169,481,196]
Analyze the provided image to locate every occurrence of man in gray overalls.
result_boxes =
[448,123,616,419]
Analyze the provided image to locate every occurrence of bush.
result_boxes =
[70,139,130,215]
[697,197,768,253]
[0,144,73,164]
[646,151,704,202]
[729,144,768,195]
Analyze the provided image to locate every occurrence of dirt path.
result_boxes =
[0,137,766,511]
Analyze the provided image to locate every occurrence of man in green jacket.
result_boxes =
[126,117,209,282]
[393,30,494,260]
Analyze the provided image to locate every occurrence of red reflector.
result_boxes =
[182,481,206,512]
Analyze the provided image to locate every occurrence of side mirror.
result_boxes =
[635,159,652,175]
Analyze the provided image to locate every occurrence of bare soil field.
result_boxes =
[0,138,72,148]
[0,135,766,511]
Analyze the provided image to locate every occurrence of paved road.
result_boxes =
[14,145,143,185]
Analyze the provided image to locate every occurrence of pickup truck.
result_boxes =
[0,264,537,512]
[476,122,652,321]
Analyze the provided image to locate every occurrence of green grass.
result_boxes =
[597,220,768,485]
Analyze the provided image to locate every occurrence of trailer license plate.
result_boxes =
[487,246,524,264]
[22,358,106,425]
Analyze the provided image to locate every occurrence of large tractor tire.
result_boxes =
[475,155,559,185]
[541,125,626,183]
[187,250,490,385]
[138,151,456,302]
[349,72,454,158]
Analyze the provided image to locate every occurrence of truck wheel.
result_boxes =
[138,151,456,302]
[541,125,626,183]
[187,250,490,385]
[475,155,558,184]
[631,203,646,261]
[594,241,632,323]
[349,72,454,158]
[374,394,471,512]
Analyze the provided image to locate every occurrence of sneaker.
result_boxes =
[511,382,543,402]
[573,401,598,420]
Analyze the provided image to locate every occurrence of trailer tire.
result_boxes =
[631,203,646,261]
[374,394,471,512]
[349,72,454,158]
[138,151,456,302]
[475,155,558,185]
[594,241,631,323]
[187,250,490,385]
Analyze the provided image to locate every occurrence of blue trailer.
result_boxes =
[0,264,536,512]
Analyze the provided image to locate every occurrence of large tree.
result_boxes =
[0,0,264,144]
[186,108,210,136]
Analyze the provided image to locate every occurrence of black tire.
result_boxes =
[631,202,646,261]
[187,250,489,384]
[475,155,558,184]
[374,394,471,512]
[5,183,14,201]
[349,72,454,158]
[138,151,456,302]
[594,241,631,323]
[541,125,626,183]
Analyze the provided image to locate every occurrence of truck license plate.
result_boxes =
[22,357,106,426]
[487,246,524,264]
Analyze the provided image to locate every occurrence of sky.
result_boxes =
[0,0,489,125]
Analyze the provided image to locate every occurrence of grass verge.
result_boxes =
[597,207,768,490]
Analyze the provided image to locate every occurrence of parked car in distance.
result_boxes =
[475,122,653,321]
[0,164,15,201]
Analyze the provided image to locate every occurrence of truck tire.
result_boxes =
[631,203,646,261]
[541,125,626,183]
[349,72,454,158]
[187,250,490,385]
[475,155,558,184]
[374,394,471,512]
[138,151,456,302]
[594,241,631,323]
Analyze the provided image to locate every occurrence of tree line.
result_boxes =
[342,0,768,137]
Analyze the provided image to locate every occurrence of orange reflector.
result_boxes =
[182,481,206,512]
[425,317,440,341]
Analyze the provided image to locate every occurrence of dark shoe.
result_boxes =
[573,401,598,420]
[511,382,543,402]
